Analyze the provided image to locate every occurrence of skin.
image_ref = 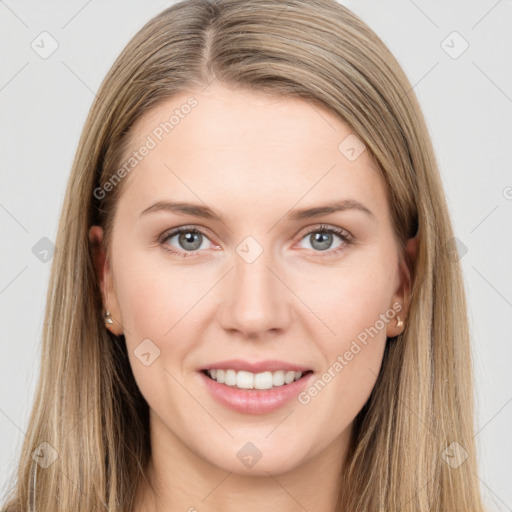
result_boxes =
[89,83,417,512]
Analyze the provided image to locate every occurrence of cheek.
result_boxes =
[114,236,397,351]
[112,251,204,404]
[308,278,389,385]
[293,252,395,407]
[298,255,396,347]
[113,248,206,340]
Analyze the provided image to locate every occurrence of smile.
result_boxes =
[199,367,315,415]
[203,369,312,390]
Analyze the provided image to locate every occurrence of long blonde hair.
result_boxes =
[1,1,485,510]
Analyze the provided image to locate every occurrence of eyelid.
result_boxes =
[159,223,353,257]
[296,223,352,241]
[158,224,218,245]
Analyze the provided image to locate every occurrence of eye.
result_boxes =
[296,224,352,256]
[159,226,215,257]
[158,224,353,258]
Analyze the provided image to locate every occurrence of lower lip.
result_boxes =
[199,370,314,415]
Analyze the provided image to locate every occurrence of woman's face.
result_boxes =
[90,83,415,476]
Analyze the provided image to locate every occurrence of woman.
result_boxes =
[1,0,485,510]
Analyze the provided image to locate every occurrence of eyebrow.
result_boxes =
[139,199,374,221]
[288,199,374,220]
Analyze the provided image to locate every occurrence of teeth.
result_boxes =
[225,369,237,386]
[284,370,296,384]
[206,369,305,389]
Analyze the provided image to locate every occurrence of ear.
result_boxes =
[386,233,419,338]
[88,226,123,336]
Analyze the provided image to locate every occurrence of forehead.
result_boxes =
[115,83,389,225]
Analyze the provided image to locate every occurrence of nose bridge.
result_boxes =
[220,240,291,336]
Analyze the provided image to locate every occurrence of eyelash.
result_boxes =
[158,224,353,258]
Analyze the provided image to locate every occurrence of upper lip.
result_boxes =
[201,359,312,373]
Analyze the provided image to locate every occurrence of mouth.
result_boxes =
[201,368,314,391]
[199,363,316,415]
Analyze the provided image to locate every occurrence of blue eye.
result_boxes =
[297,224,351,254]
[160,227,214,256]
[159,224,352,258]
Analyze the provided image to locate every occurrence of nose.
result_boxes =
[218,247,292,339]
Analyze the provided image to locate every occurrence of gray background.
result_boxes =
[1,0,511,510]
